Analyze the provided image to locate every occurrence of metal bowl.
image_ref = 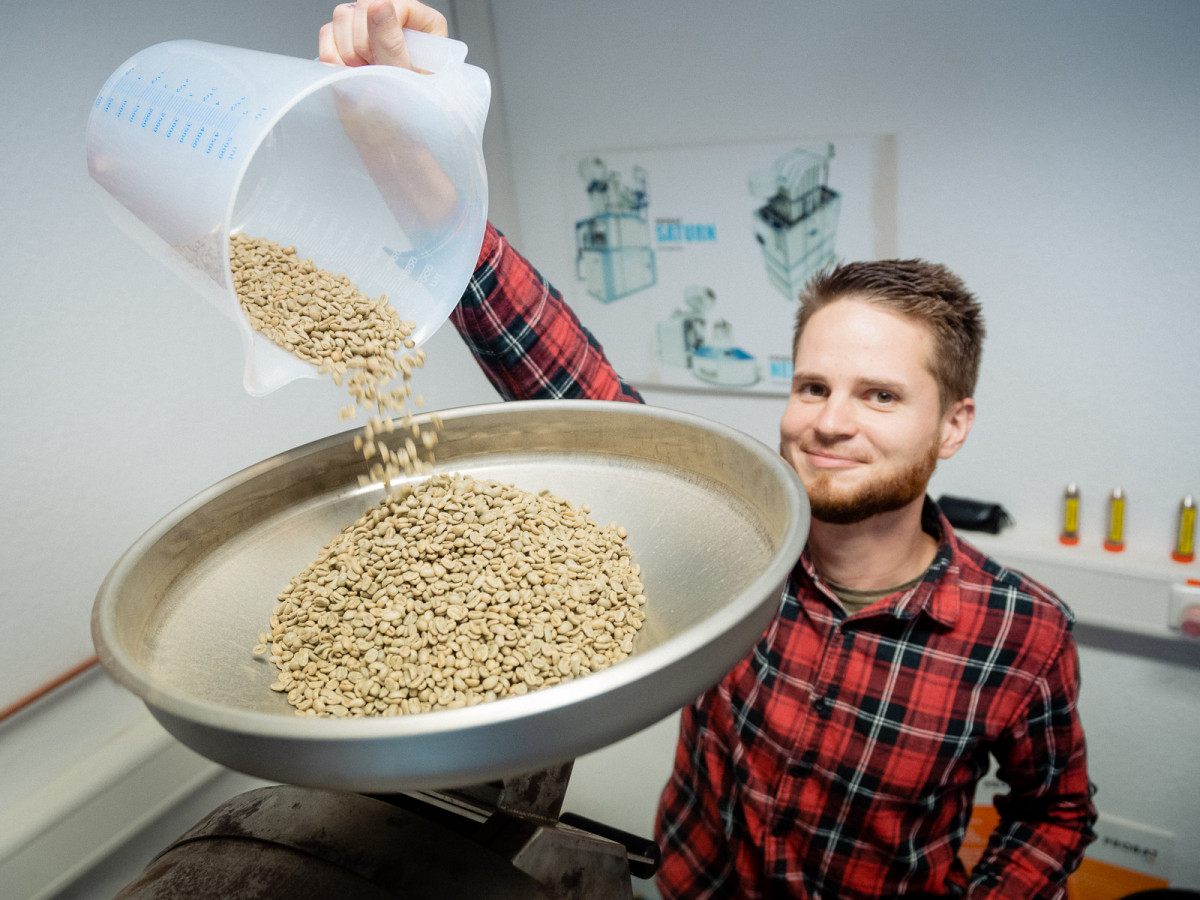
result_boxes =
[92,400,808,792]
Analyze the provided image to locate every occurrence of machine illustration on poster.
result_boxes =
[561,136,897,395]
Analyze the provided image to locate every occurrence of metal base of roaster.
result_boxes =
[113,762,659,900]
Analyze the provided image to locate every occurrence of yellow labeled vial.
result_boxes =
[1174,495,1196,563]
[1104,487,1125,552]
[1059,483,1080,545]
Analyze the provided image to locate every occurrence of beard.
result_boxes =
[803,439,940,525]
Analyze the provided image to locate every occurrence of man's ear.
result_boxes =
[937,398,976,460]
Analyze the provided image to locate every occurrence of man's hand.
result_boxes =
[318,0,448,70]
[316,1,459,237]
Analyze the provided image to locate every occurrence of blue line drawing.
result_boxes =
[749,144,841,302]
[574,158,657,303]
[655,286,761,387]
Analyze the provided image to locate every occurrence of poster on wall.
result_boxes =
[559,136,897,395]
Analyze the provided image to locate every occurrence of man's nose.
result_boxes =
[812,394,856,438]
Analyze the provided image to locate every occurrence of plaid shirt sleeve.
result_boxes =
[449,222,644,404]
[655,698,743,899]
[967,625,1095,898]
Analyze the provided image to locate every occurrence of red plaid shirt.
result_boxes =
[449,223,643,404]
[451,224,1096,898]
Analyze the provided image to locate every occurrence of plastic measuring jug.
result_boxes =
[86,33,490,396]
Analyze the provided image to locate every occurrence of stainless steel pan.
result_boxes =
[92,400,808,792]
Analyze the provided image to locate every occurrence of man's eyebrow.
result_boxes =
[859,378,907,394]
[791,370,907,393]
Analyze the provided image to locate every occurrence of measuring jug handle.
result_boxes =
[402,28,468,72]
[400,28,490,134]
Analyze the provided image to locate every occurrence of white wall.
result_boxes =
[2,0,1199,894]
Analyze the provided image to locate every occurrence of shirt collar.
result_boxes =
[892,497,960,628]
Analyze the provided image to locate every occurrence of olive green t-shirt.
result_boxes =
[826,572,925,617]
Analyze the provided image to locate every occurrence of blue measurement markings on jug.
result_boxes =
[383,246,442,290]
[95,66,267,161]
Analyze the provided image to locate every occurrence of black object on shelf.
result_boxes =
[936,495,1013,534]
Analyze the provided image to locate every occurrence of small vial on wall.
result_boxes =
[1104,487,1126,553]
[1059,483,1080,545]
[1174,495,1196,563]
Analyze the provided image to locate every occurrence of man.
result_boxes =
[652,263,1095,898]
[319,4,1097,897]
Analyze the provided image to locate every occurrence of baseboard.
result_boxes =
[0,712,223,900]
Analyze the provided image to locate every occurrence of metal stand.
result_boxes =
[386,762,660,899]
[114,763,659,900]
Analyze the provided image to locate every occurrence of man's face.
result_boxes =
[779,298,973,525]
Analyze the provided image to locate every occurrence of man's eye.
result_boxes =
[872,390,895,404]
[798,383,827,398]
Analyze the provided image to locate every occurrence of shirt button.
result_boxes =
[813,695,832,719]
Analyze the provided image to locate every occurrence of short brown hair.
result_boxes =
[793,259,986,410]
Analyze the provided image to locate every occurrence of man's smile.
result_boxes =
[802,447,868,469]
